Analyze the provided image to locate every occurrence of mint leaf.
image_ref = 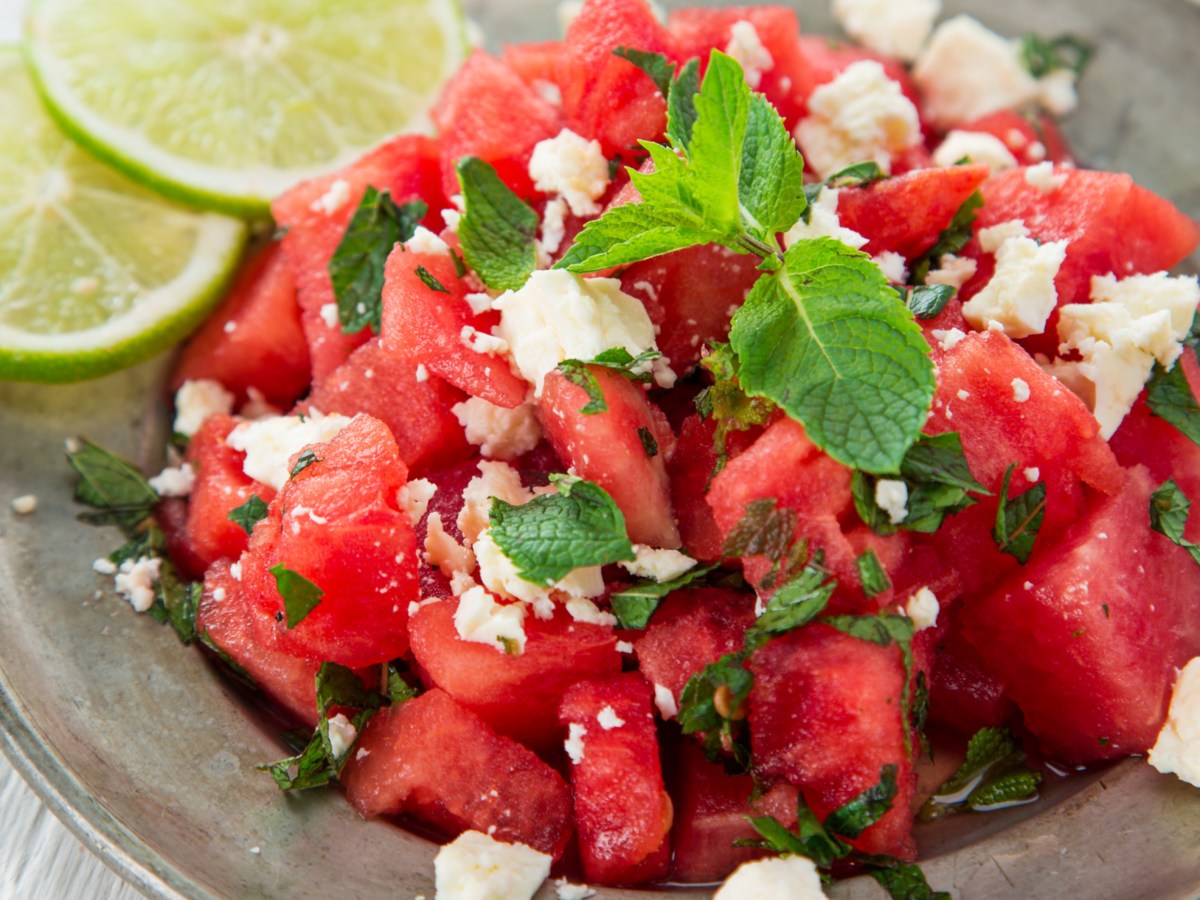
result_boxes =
[738,92,807,241]
[744,551,835,647]
[1021,33,1094,77]
[870,863,951,900]
[155,566,200,645]
[910,190,982,285]
[67,438,159,532]
[488,477,636,585]
[557,348,663,415]
[677,650,753,768]
[415,265,450,293]
[856,549,892,598]
[967,769,1043,810]
[611,563,717,630]
[269,565,325,628]
[456,156,539,291]
[922,726,1041,820]
[387,661,421,704]
[695,343,776,479]
[1147,314,1200,445]
[666,58,701,151]
[720,498,806,588]
[904,283,956,320]
[330,187,425,334]
[290,449,321,478]
[1149,479,1200,566]
[743,814,810,857]
[638,426,659,457]
[228,494,269,535]
[613,46,675,98]
[743,800,850,868]
[825,160,888,189]
[730,238,936,473]
[316,662,387,717]
[556,361,609,415]
[993,464,1047,564]
[557,200,716,271]
[825,764,898,839]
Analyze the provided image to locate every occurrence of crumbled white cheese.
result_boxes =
[714,855,828,899]
[174,379,235,438]
[618,545,697,582]
[725,20,774,88]
[795,60,922,179]
[309,178,351,216]
[114,556,162,613]
[1011,377,1031,403]
[875,479,909,525]
[405,225,450,255]
[318,303,340,329]
[475,530,605,606]
[92,557,117,576]
[783,187,869,250]
[873,251,909,285]
[1024,161,1069,194]
[458,461,532,545]
[932,130,1019,172]
[397,478,438,525]
[414,363,429,383]
[564,723,587,764]
[240,387,281,420]
[10,494,37,515]
[226,411,352,491]
[434,830,552,900]
[962,220,1068,339]
[1024,466,1041,482]
[148,463,195,498]
[905,587,940,631]
[596,705,626,730]
[1037,68,1079,117]
[454,585,528,654]
[832,0,940,62]
[931,327,968,352]
[616,640,635,654]
[1055,272,1200,438]
[425,511,475,578]
[554,877,597,900]
[913,16,1038,129]
[537,196,570,263]
[452,398,542,461]
[325,713,358,759]
[528,128,611,217]
[564,596,618,627]
[229,561,242,581]
[494,270,659,396]
[1148,657,1200,787]
[653,683,678,719]
[460,325,510,357]
[927,254,978,292]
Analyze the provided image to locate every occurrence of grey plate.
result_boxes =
[2,0,1199,898]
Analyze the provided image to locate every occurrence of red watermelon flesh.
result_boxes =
[955,110,1074,166]
[502,40,565,89]
[927,608,1018,738]
[793,36,922,120]
[170,241,309,407]
[341,688,573,858]
[271,135,446,381]
[559,673,673,884]
[1110,397,1200,542]
[958,465,1200,764]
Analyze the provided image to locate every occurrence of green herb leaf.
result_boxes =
[1146,317,1200,445]
[415,264,450,293]
[456,156,539,291]
[315,662,387,717]
[869,862,951,900]
[611,564,718,630]
[743,814,809,856]
[904,283,956,320]
[330,187,426,334]
[738,92,807,242]
[824,160,887,189]
[720,498,799,571]
[695,343,776,479]
[290,449,321,478]
[269,565,325,628]
[730,238,936,473]
[666,57,701,151]
[856,549,892,598]
[557,348,663,415]
[920,726,1044,821]
[228,494,269,535]
[677,650,753,768]
[1021,33,1094,78]
[967,769,1043,810]
[613,46,676,98]
[744,551,835,648]
[156,566,200,645]
[387,662,421,704]
[993,464,1047,564]
[910,190,983,285]
[825,764,898,839]
[638,426,659,458]
[1149,479,1200,566]
[66,438,159,533]
[488,477,636,585]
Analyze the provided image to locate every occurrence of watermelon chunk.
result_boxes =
[954,110,1074,166]
[342,688,573,858]
[1110,397,1200,542]
[559,673,673,884]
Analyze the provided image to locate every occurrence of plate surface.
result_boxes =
[1,1,1199,898]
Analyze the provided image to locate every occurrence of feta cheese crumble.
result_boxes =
[724,20,774,88]
[325,713,358,760]
[932,130,1019,172]
[226,411,352,491]
[931,327,968,352]
[782,187,869,250]
[875,478,909,525]
[174,379,235,438]
[795,60,922,179]
[714,855,828,899]
[309,178,351,216]
[654,683,679,719]
[113,556,162,613]
[318,302,339,329]
[452,397,542,461]
[528,128,611,217]
[458,461,532,545]
[397,478,438,524]
[832,0,940,62]
[872,251,908,285]
[1025,161,1069,194]
[10,494,37,515]
[453,585,528,654]
[564,723,587,764]
[148,463,195,498]
[618,545,697,582]
[405,225,450,255]
[927,254,978,292]
[434,830,552,900]
[962,220,1068,339]
[905,587,940,631]
[1148,657,1200,787]
[555,877,597,900]
[1011,377,1031,403]
[596,705,626,730]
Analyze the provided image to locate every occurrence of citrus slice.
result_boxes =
[23,0,468,217]
[0,47,247,384]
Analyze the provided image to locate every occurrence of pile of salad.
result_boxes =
[70,0,1200,896]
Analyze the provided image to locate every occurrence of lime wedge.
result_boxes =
[23,0,468,217]
[0,47,247,383]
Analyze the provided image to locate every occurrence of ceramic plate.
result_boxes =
[1,0,1198,897]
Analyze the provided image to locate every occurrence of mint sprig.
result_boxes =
[66,438,160,532]
[456,156,538,291]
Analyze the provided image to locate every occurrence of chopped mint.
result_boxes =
[269,564,325,628]
[903,283,956,320]
[1146,311,1200,446]
[666,58,701,150]
[720,497,807,589]
[415,264,450,293]
[856,549,892,598]
[557,347,662,415]
[610,563,717,630]
[1021,33,1094,78]
[66,438,159,532]
[869,863,951,900]
[695,343,776,479]
[824,160,887,189]
[456,156,539,291]
[613,46,676,99]
[825,764,899,839]
[921,726,1042,820]
[677,650,753,769]
[155,568,200,646]
[638,426,659,458]
[1149,479,1200,566]
[744,550,835,648]
[289,449,321,478]
[910,190,983,285]
[488,476,635,585]
[329,187,425,334]
[993,464,1047,564]
[387,661,421,704]
[228,494,269,535]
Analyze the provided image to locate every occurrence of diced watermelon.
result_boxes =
[835,163,990,260]
[927,608,1018,737]
[539,366,681,547]
[619,243,760,375]
[749,623,918,859]
[196,559,320,727]
[305,339,473,476]
[793,35,922,118]
[239,415,418,668]
[669,415,729,562]
[633,587,756,712]
[178,413,273,574]
[1111,397,1200,541]
[379,245,528,408]
[170,242,310,407]
[558,0,672,159]
[501,40,565,88]
[271,135,446,381]
[954,109,1074,166]
[559,673,673,884]
[342,688,573,858]
[433,51,563,201]
[959,465,1200,763]
[408,593,621,753]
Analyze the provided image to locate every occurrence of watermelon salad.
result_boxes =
[70,0,1200,896]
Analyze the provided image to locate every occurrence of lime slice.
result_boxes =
[0,47,247,384]
[23,0,468,217]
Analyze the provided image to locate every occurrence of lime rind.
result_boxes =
[22,0,469,217]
